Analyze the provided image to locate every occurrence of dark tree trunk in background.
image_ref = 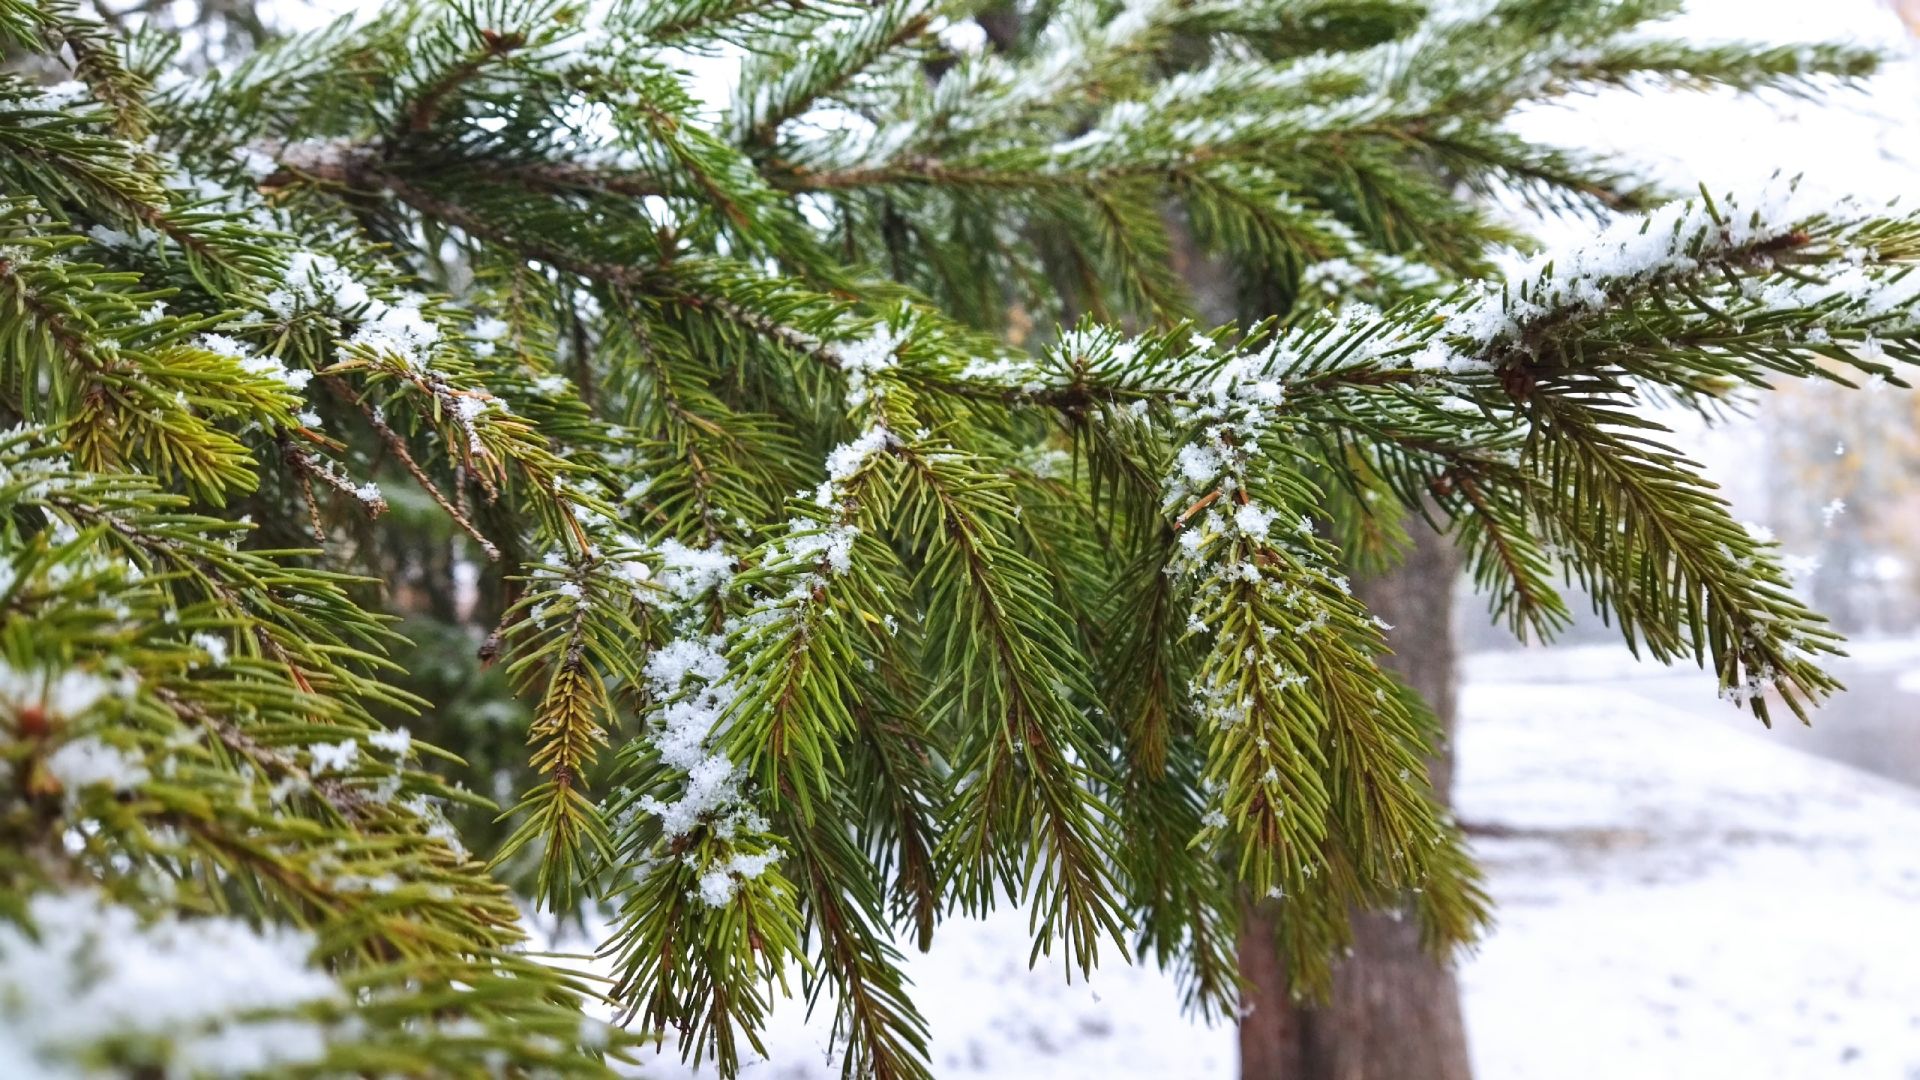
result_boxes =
[1157,147,1475,1077]
[1237,519,1472,1080]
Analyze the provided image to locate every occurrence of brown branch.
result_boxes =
[325,379,502,560]
[154,686,373,823]
[279,434,390,520]
[265,144,655,287]
[402,29,527,135]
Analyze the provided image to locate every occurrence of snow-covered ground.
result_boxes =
[1458,681,1920,1080]
[627,670,1920,1080]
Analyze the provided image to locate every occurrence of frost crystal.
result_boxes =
[308,739,359,774]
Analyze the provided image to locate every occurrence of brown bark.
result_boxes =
[1237,893,1307,1078]
[1237,519,1472,1080]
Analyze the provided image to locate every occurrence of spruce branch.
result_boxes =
[9,1,1920,1071]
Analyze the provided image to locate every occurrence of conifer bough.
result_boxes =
[0,0,1911,1075]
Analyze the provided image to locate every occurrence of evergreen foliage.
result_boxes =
[0,0,1915,1075]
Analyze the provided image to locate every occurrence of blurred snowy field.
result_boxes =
[1459,679,1920,1080]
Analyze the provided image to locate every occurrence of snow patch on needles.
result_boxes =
[0,891,340,1077]
[633,424,900,898]
[308,739,359,775]
[654,539,736,602]
[1161,342,1294,516]
[697,849,785,907]
[266,250,370,316]
[815,424,896,508]
[618,424,905,904]
[763,426,898,619]
[775,520,862,582]
[197,334,313,391]
[468,316,509,358]
[367,727,411,758]
[1234,502,1275,539]
[191,632,229,667]
[837,324,905,409]
[1413,177,1838,373]
[45,738,147,793]
[1159,338,1340,847]
[348,294,442,370]
[635,635,775,904]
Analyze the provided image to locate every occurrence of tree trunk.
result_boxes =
[1237,519,1472,1080]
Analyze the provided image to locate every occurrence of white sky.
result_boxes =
[1516,0,1920,211]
